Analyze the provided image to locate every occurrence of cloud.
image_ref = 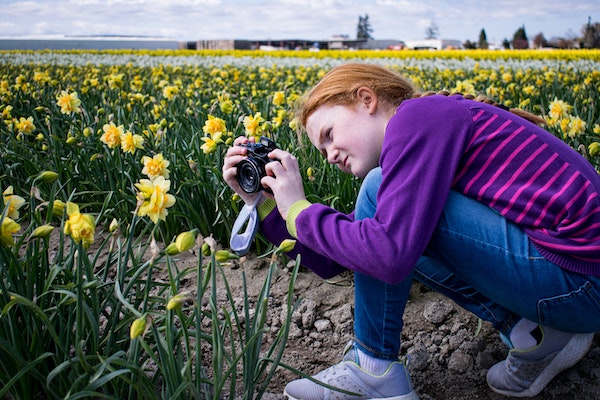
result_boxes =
[0,0,598,42]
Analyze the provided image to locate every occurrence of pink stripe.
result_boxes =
[463,123,522,193]
[514,162,569,223]
[476,129,532,200]
[454,113,499,184]
[551,180,591,226]
[533,171,581,226]
[493,146,553,210]
[472,110,486,122]
[561,192,599,227]
[530,237,600,251]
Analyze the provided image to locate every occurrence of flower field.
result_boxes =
[1,49,600,399]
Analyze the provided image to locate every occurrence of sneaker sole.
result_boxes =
[488,332,594,398]
[284,389,421,400]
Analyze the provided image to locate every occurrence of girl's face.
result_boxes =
[305,90,388,178]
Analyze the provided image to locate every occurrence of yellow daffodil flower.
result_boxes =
[0,217,20,247]
[120,130,144,154]
[16,116,35,134]
[135,176,176,224]
[100,122,123,149]
[203,115,227,136]
[63,202,95,248]
[141,153,170,179]
[2,186,25,220]
[56,90,81,114]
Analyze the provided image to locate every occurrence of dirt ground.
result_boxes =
[212,251,600,400]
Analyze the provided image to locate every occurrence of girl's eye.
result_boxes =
[325,128,332,139]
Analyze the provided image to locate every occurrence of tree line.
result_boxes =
[356,14,600,49]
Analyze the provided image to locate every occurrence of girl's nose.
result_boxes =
[327,148,339,164]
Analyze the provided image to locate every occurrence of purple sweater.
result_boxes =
[261,95,600,284]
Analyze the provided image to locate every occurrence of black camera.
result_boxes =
[236,136,278,193]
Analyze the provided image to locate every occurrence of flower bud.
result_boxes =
[31,224,54,239]
[165,242,180,255]
[109,218,120,234]
[201,242,211,256]
[307,167,314,178]
[130,314,149,339]
[215,249,239,263]
[589,142,600,157]
[175,229,198,252]
[52,199,65,217]
[38,170,58,183]
[166,292,193,310]
[276,239,296,254]
[66,136,77,145]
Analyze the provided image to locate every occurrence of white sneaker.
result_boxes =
[284,341,419,400]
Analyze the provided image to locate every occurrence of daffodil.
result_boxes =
[100,122,123,149]
[201,132,222,154]
[16,116,35,134]
[135,176,176,224]
[56,90,81,114]
[272,91,285,106]
[2,186,25,220]
[567,116,586,138]
[0,217,20,247]
[203,115,227,136]
[120,130,144,154]
[243,112,265,139]
[63,202,95,248]
[548,98,572,121]
[141,153,170,179]
[162,85,179,100]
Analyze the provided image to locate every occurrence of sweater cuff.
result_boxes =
[286,199,312,238]
[257,198,277,221]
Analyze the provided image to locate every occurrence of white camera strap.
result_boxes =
[229,194,263,256]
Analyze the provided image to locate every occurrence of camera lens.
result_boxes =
[237,158,265,193]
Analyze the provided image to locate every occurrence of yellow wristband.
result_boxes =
[286,199,312,238]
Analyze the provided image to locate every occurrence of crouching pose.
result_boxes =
[222,63,600,399]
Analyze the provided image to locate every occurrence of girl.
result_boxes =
[222,63,600,399]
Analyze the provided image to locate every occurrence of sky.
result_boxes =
[0,0,598,45]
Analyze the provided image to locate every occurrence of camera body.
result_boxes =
[236,136,278,193]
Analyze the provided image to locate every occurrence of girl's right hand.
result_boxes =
[222,136,264,206]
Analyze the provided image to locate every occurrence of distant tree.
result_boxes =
[463,39,477,49]
[532,32,548,48]
[425,20,439,39]
[357,14,374,40]
[512,25,529,49]
[502,38,511,49]
[581,16,600,48]
[478,29,488,49]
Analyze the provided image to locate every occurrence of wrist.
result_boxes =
[285,199,312,238]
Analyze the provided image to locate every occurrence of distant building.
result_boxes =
[0,35,181,50]
[403,39,462,50]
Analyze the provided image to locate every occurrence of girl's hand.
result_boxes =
[262,148,307,220]
[222,136,263,205]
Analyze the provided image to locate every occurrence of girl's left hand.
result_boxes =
[261,148,306,220]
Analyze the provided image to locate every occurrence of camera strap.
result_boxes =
[229,194,263,256]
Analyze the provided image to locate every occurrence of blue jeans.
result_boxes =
[353,167,600,360]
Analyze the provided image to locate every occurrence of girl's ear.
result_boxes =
[356,86,378,114]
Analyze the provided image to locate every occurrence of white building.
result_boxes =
[403,39,462,50]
